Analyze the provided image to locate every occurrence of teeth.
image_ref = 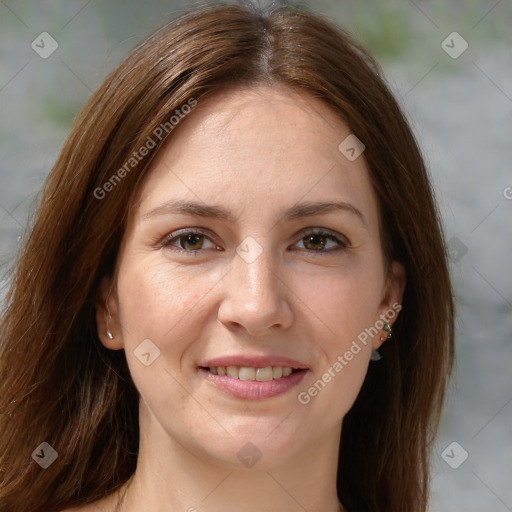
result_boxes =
[227,366,238,379]
[239,367,256,380]
[207,365,299,380]
[256,367,273,381]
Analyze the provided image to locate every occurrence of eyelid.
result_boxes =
[157,227,216,251]
[295,227,351,249]
[158,227,350,254]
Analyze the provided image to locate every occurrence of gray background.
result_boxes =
[0,1,511,511]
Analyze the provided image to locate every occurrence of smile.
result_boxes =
[198,366,308,400]
[206,365,298,381]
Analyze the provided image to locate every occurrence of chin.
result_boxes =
[186,426,310,471]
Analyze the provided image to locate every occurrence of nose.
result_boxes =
[217,243,294,336]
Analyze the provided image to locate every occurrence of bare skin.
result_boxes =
[64,84,405,512]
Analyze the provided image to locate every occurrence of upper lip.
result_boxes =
[200,355,309,370]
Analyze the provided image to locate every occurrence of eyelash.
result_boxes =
[158,228,349,256]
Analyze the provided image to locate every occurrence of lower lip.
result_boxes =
[198,368,308,400]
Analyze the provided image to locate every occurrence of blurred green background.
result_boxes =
[1,0,511,133]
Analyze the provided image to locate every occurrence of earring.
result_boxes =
[106,308,113,340]
[370,349,382,361]
[105,296,114,339]
[371,322,393,362]
[380,322,392,342]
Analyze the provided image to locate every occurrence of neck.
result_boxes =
[121,401,345,512]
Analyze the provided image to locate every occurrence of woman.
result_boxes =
[0,2,454,511]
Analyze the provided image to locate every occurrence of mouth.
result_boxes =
[197,357,309,400]
[199,365,303,381]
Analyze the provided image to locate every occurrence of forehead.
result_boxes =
[150,85,351,174]
[133,85,378,227]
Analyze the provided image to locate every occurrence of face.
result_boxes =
[97,85,405,469]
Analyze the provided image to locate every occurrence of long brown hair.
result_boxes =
[0,2,454,511]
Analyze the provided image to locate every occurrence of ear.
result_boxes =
[95,275,124,350]
[373,260,406,350]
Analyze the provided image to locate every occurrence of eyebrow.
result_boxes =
[142,199,366,226]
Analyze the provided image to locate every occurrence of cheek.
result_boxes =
[115,261,223,423]
[295,278,375,422]
[301,351,370,425]
[116,260,220,360]
[292,264,382,417]
[298,261,384,347]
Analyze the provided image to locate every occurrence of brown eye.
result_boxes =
[303,234,328,251]
[161,230,217,253]
[177,233,205,250]
[296,230,348,253]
